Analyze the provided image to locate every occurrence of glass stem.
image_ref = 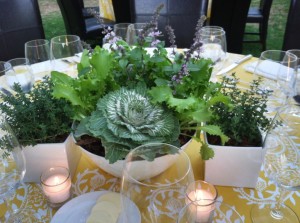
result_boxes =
[270,187,290,220]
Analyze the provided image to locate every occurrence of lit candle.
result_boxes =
[41,167,72,207]
[187,190,216,223]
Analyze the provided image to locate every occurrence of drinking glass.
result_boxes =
[177,200,243,223]
[0,115,41,222]
[50,35,83,77]
[287,49,300,104]
[0,61,14,95]
[253,50,298,113]
[199,27,227,74]
[6,58,34,93]
[114,23,132,42]
[120,143,195,223]
[251,105,300,222]
[25,39,51,79]
[126,23,147,45]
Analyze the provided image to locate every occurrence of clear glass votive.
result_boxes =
[185,180,218,223]
[40,167,72,208]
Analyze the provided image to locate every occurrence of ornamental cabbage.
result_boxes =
[74,87,180,163]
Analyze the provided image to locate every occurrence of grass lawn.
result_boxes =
[38,0,290,57]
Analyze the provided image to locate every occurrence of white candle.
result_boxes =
[201,43,225,63]
[187,190,215,223]
[42,174,71,204]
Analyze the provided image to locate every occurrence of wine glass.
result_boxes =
[287,49,300,104]
[126,23,147,45]
[25,39,51,80]
[199,27,227,75]
[0,115,41,222]
[253,50,298,114]
[0,61,14,95]
[251,105,300,222]
[50,35,83,77]
[114,23,132,42]
[6,58,34,93]
[120,143,195,223]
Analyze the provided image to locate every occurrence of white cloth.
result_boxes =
[243,60,295,81]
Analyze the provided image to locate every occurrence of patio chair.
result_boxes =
[243,0,274,51]
[129,0,208,48]
[282,0,300,50]
[210,0,252,54]
[56,0,114,45]
[0,0,45,61]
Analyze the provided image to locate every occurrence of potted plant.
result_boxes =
[204,74,273,188]
[51,6,229,177]
[0,77,78,182]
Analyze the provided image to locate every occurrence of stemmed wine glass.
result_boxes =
[253,50,298,114]
[25,39,52,80]
[0,115,40,222]
[120,143,195,223]
[251,104,300,222]
[6,58,35,93]
[199,27,227,77]
[50,35,83,77]
[286,49,300,104]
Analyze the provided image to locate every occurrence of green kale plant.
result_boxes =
[208,74,273,146]
[51,4,230,162]
[0,77,73,147]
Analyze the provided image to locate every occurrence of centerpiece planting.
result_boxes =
[51,4,229,176]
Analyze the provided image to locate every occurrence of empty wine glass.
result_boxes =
[6,58,34,93]
[114,23,132,42]
[253,50,298,114]
[50,35,83,77]
[251,105,300,222]
[126,23,147,45]
[0,115,41,222]
[25,39,51,79]
[120,143,195,223]
[287,49,300,104]
[199,27,227,74]
[0,61,13,95]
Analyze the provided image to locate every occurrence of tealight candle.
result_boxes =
[41,167,72,208]
[185,180,218,223]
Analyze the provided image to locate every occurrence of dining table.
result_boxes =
[0,52,299,223]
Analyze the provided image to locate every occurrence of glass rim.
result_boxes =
[25,39,49,47]
[7,58,30,66]
[260,50,298,63]
[50,35,81,44]
[123,143,192,187]
[40,166,70,187]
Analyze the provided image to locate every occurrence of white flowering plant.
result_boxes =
[51,4,229,163]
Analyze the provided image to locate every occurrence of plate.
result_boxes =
[51,191,141,223]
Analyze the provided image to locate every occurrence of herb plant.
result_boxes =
[51,4,229,162]
[0,77,73,147]
[208,74,273,146]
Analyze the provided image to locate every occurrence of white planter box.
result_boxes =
[204,134,265,188]
[23,134,80,183]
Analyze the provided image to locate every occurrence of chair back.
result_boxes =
[282,0,300,50]
[112,0,131,23]
[129,0,208,48]
[210,0,251,53]
[0,0,45,61]
[56,0,86,38]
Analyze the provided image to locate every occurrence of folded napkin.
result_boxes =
[244,60,294,81]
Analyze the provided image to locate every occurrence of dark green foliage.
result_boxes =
[209,74,273,146]
[0,77,73,146]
